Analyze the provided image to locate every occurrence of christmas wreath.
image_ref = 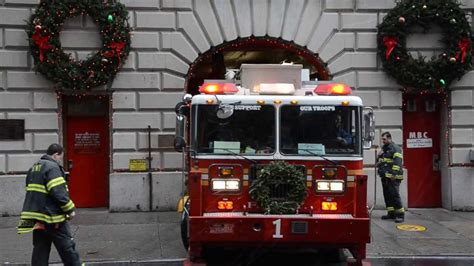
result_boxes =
[377,0,472,91]
[27,0,131,90]
[249,161,307,214]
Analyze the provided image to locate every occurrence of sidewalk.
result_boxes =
[1,208,473,265]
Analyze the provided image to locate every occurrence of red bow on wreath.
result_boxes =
[104,41,126,65]
[383,36,398,60]
[32,32,52,62]
[455,38,471,64]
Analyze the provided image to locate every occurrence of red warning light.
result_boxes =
[199,83,238,94]
[314,84,352,95]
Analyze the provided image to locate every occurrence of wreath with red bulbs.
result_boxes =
[377,0,472,91]
[27,0,131,90]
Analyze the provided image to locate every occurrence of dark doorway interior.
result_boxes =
[186,37,330,95]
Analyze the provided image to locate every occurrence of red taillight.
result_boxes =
[199,82,238,94]
[314,84,352,95]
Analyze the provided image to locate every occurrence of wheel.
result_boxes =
[180,199,190,250]
[320,248,343,263]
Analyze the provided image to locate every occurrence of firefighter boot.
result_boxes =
[381,211,395,220]
[394,209,405,223]
[394,215,404,223]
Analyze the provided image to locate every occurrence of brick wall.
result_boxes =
[1,0,473,212]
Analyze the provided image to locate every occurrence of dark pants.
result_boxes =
[381,177,404,216]
[32,221,81,266]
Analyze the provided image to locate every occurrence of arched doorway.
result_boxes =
[185,36,330,94]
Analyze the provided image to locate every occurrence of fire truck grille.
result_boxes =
[269,184,292,201]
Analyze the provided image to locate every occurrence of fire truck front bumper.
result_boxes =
[189,213,370,246]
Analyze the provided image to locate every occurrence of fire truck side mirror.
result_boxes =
[174,97,190,152]
[175,114,187,152]
[175,101,190,116]
[363,108,375,149]
[174,136,186,152]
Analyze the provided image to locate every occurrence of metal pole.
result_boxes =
[147,125,153,212]
[369,145,378,215]
[181,148,186,199]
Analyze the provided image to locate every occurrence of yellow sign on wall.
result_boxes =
[129,159,147,171]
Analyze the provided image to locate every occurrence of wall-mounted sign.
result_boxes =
[0,119,25,140]
[407,138,432,148]
[129,159,147,171]
[407,131,432,148]
[74,132,101,153]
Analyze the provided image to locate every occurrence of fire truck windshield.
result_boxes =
[280,105,361,156]
[194,104,276,154]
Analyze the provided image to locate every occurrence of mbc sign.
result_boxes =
[408,131,429,139]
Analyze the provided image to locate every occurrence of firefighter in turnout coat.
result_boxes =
[377,132,405,223]
[17,144,81,266]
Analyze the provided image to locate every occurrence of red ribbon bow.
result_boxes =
[32,32,52,62]
[106,41,126,65]
[456,38,471,64]
[383,36,398,60]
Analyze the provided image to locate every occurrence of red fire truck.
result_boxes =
[175,64,375,265]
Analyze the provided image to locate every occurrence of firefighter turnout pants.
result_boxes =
[381,177,404,217]
[32,221,81,266]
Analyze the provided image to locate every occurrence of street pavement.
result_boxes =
[1,208,473,265]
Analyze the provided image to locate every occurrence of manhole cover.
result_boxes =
[396,224,427,232]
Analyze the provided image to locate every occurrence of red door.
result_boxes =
[402,94,442,207]
[64,96,109,208]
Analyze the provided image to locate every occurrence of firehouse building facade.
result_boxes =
[0,0,473,214]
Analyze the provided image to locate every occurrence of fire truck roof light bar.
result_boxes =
[199,82,238,95]
[314,84,352,95]
[256,83,296,95]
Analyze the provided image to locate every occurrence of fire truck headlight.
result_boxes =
[329,181,344,192]
[212,180,226,190]
[212,179,240,192]
[225,180,240,190]
[316,180,344,192]
[316,181,330,191]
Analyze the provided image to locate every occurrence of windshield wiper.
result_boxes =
[214,95,241,106]
[299,149,338,165]
[222,148,257,164]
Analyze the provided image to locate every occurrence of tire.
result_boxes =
[321,248,343,263]
[180,199,190,250]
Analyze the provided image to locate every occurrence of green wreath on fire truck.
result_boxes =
[27,0,131,90]
[249,161,307,215]
[377,0,472,91]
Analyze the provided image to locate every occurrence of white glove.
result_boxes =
[68,211,76,220]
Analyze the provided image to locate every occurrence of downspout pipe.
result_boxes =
[147,125,153,212]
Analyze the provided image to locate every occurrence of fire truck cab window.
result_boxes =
[194,105,276,154]
[280,105,360,155]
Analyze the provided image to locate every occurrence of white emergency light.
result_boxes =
[255,83,295,95]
